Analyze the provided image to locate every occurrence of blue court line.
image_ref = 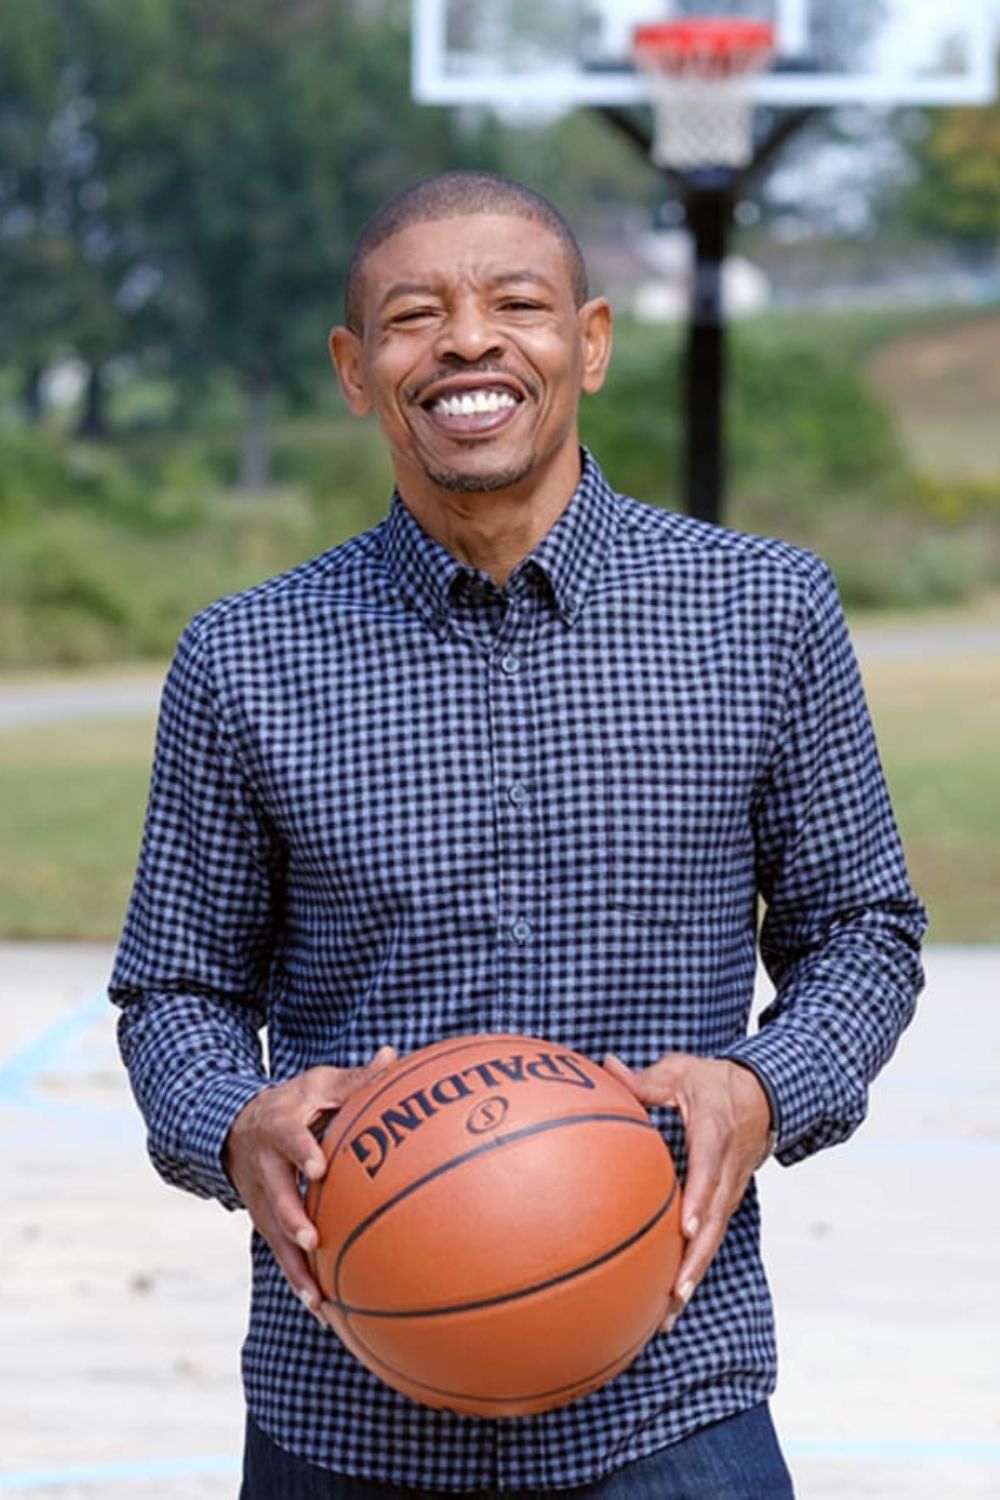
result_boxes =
[785,1436,1000,1463]
[0,1454,239,1491]
[848,1137,1000,1159]
[3,1438,1000,1489]
[0,991,110,1102]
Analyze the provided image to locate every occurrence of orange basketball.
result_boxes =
[306,1033,682,1417]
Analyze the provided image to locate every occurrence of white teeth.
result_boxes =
[433,389,517,417]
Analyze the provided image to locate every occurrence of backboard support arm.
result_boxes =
[595,104,820,526]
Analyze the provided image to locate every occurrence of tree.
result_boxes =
[109,0,503,486]
[1,0,503,468]
[900,49,1000,247]
[0,0,161,434]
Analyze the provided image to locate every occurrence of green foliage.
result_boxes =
[581,319,910,507]
[0,424,346,665]
[4,312,1000,667]
[728,334,907,497]
[579,334,684,509]
[899,50,1000,242]
[0,0,506,461]
[581,319,1000,611]
[914,473,1000,522]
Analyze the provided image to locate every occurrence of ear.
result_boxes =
[329,326,373,416]
[578,298,613,396]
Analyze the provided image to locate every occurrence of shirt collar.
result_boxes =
[380,449,624,630]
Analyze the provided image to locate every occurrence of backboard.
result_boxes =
[413,0,997,109]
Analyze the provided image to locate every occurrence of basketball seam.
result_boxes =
[332,1176,678,1320]
[329,1110,667,1303]
[335,1245,672,1409]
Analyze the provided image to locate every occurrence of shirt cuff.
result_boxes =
[165,1074,272,1211]
[720,1028,827,1165]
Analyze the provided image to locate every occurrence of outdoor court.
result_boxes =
[1,940,998,1499]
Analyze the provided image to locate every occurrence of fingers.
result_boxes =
[224,1046,398,1320]
[667,1115,732,1319]
[245,1158,325,1318]
[604,1053,772,1337]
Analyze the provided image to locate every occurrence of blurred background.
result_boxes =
[2,0,998,946]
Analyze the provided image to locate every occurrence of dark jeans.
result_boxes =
[240,1403,795,1499]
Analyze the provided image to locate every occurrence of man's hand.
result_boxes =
[603,1052,772,1334]
[223,1047,397,1321]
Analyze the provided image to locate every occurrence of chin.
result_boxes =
[425,458,535,495]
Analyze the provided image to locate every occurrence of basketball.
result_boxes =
[305,1033,682,1417]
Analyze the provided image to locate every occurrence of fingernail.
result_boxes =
[684,1215,700,1238]
[298,1286,319,1312]
[679,1278,695,1305]
[662,1312,678,1336]
[296,1226,317,1252]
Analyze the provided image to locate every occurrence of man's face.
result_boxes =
[331,213,611,511]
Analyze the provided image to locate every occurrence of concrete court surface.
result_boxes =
[0,942,998,1500]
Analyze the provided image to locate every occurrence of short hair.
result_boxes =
[344,171,589,333]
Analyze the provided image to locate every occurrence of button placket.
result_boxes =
[490,599,541,1034]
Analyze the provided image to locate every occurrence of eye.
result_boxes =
[499,298,542,313]
[388,306,439,327]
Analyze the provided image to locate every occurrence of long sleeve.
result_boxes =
[110,617,284,1207]
[725,559,927,1165]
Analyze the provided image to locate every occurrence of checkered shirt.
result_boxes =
[111,451,926,1491]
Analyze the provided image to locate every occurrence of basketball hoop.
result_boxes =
[633,19,775,171]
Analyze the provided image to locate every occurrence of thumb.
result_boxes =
[302,1047,398,1172]
[604,1052,683,1109]
[368,1044,397,1070]
[603,1053,661,1107]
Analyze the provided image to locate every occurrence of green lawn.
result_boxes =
[0,715,154,939]
[1,641,997,942]
[860,652,1000,943]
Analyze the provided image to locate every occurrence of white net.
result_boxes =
[634,21,774,171]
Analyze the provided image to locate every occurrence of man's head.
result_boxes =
[344,172,590,336]
[330,172,612,522]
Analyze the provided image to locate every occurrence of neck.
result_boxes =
[398,453,582,586]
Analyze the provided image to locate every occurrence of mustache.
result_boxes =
[405,362,539,406]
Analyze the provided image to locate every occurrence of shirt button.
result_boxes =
[510,917,533,944]
[507,781,529,808]
[500,654,521,675]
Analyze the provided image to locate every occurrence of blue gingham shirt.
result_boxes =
[111,451,925,1491]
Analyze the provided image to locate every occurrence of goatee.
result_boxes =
[423,457,535,494]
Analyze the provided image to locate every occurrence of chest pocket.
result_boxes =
[605,743,757,929]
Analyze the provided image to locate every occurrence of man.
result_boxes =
[111,171,926,1498]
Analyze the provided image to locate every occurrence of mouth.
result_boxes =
[415,377,526,437]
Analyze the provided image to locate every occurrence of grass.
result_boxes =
[860,653,1000,943]
[1,634,997,942]
[0,716,154,940]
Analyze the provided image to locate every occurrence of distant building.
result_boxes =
[584,228,771,321]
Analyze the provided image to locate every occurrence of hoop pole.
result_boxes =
[683,180,734,525]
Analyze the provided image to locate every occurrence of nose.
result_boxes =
[433,298,505,364]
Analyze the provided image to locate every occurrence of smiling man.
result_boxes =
[111,172,926,1499]
[332,180,611,579]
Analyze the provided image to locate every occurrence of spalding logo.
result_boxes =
[348,1049,595,1180]
[465,1095,509,1134]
